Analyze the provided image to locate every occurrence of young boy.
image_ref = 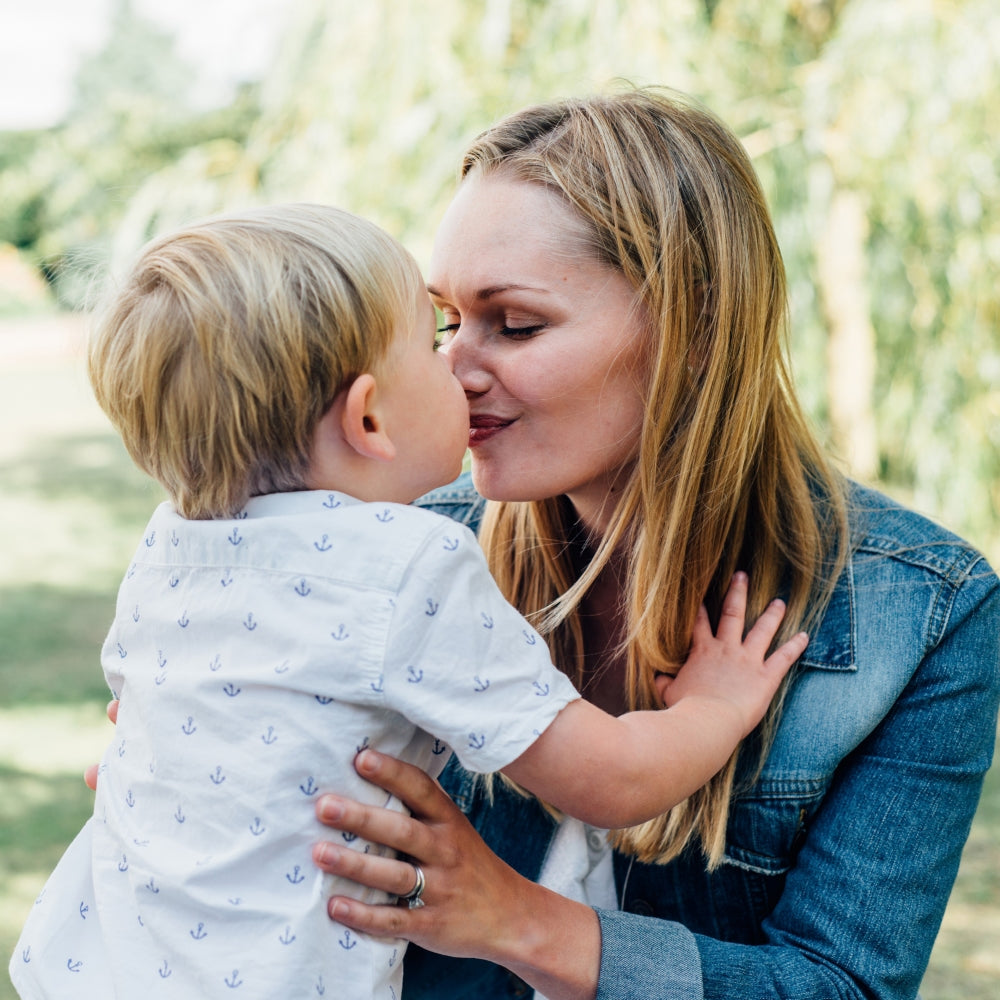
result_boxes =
[10,205,806,1000]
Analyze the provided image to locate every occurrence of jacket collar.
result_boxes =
[798,548,856,672]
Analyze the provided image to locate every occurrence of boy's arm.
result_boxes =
[501,573,808,829]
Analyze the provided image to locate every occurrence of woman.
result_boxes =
[309,88,1000,999]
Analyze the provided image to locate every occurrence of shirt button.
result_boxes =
[628,899,656,916]
[587,829,606,852]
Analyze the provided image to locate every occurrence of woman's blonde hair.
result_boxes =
[88,204,424,519]
[466,88,850,867]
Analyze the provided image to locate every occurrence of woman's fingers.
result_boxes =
[315,790,433,864]
[312,750,518,960]
[314,748,458,854]
[312,841,420,900]
[354,748,453,822]
[314,751,451,860]
[327,893,414,939]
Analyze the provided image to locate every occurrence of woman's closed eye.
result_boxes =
[498,323,546,339]
[435,321,545,348]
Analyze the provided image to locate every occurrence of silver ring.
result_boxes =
[400,863,425,908]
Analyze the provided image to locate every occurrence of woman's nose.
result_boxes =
[441,330,489,394]
[439,340,457,371]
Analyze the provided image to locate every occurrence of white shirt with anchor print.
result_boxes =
[11,490,579,1000]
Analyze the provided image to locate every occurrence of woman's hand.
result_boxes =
[84,699,119,790]
[312,749,601,1000]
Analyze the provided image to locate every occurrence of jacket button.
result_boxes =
[508,971,531,997]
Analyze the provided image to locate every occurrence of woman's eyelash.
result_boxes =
[434,322,545,342]
[434,323,459,351]
[499,324,544,338]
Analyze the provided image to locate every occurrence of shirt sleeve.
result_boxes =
[378,517,580,774]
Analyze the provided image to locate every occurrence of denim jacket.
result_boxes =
[404,474,1000,1000]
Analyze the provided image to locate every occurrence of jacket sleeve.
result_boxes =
[596,563,1000,1000]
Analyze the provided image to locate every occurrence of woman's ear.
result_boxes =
[341,373,396,462]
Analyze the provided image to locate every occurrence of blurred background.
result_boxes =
[1,1,997,997]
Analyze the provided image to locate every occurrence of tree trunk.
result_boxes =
[815,186,879,480]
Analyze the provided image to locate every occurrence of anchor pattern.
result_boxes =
[14,494,577,998]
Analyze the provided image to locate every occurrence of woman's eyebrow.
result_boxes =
[426,282,549,301]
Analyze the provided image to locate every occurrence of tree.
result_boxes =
[2,0,997,562]
[0,0,259,307]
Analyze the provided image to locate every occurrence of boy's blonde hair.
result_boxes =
[88,204,424,519]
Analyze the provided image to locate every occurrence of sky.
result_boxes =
[0,0,292,130]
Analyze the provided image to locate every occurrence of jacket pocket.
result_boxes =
[724,778,828,875]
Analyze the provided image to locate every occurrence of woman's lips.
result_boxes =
[468,415,513,446]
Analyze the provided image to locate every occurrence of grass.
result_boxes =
[1,315,997,999]
[0,317,167,998]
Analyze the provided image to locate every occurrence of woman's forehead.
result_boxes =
[429,176,593,289]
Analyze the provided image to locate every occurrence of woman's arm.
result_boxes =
[597,556,1000,1000]
[313,749,603,1000]
[315,556,1000,1000]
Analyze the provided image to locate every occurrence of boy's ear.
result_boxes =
[340,373,396,462]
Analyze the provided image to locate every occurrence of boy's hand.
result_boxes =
[656,572,807,738]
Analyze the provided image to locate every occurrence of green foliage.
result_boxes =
[2,1,998,559]
[1,8,998,994]
[0,1,260,308]
[2,0,996,556]
[797,0,1000,539]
